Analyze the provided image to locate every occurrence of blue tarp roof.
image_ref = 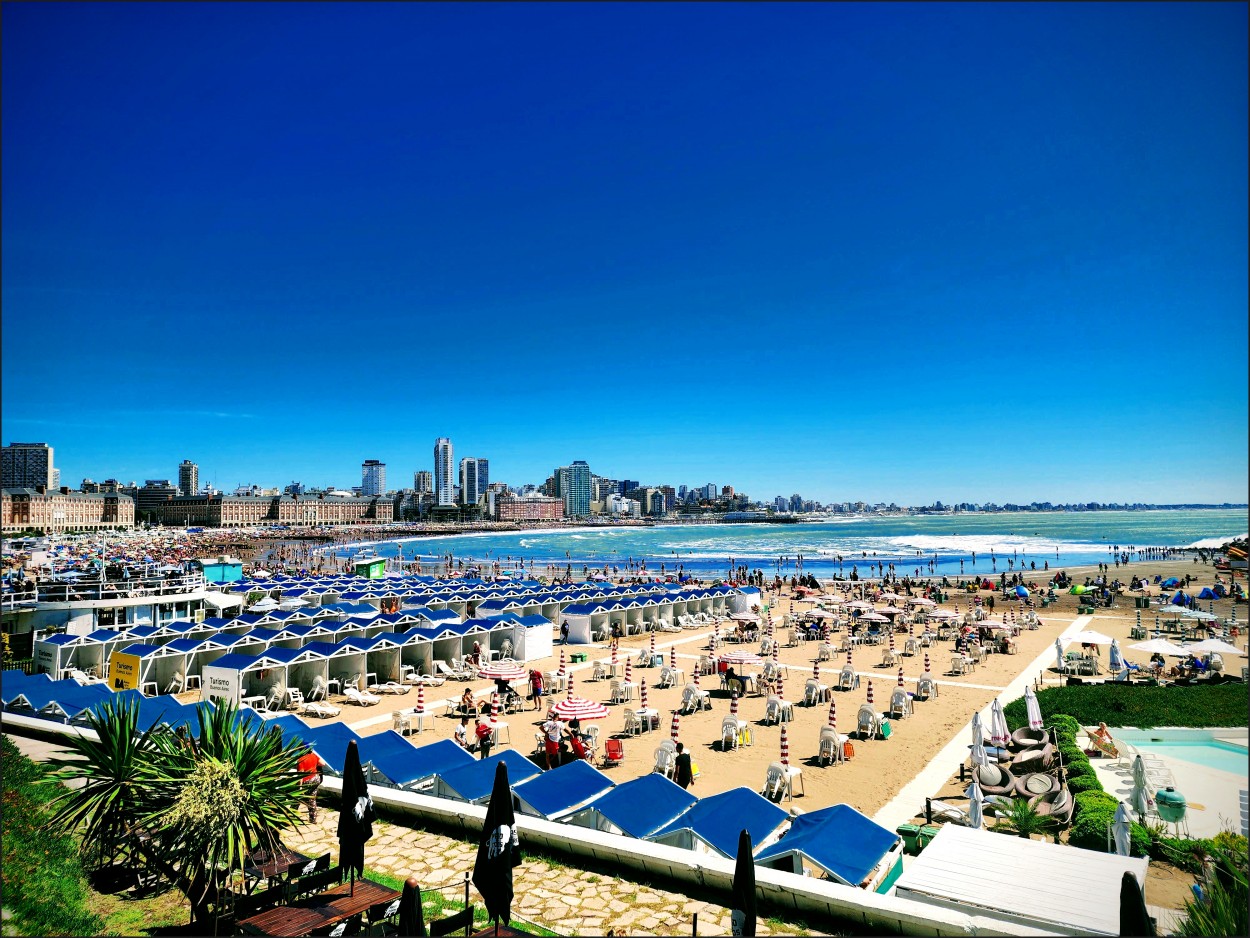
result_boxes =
[300,641,351,658]
[432,750,541,803]
[509,615,551,628]
[422,609,461,621]
[300,723,364,773]
[85,629,131,643]
[261,713,312,745]
[118,643,167,659]
[266,645,328,665]
[512,760,615,820]
[753,804,897,886]
[165,637,210,654]
[208,653,280,672]
[575,773,697,839]
[41,633,80,646]
[648,787,789,858]
[359,735,473,787]
[8,679,104,712]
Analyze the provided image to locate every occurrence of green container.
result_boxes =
[880,720,892,739]
[896,823,921,854]
[917,826,941,851]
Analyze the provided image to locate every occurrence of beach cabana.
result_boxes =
[267,645,330,700]
[730,586,763,615]
[389,630,434,680]
[358,735,474,791]
[418,607,464,629]
[300,722,364,775]
[507,614,553,662]
[32,633,81,678]
[341,634,404,685]
[162,636,227,687]
[513,760,615,821]
[565,773,696,840]
[116,643,185,696]
[561,602,612,645]
[431,750,541,804]
[199,653,286,708]
[298,640,365,691]
[754,803,904,893]
[647,787,790,859]
[215,631,270,657]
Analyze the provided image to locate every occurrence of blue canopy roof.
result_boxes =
[508,615,551,628]
[266,645,329,665]
[575,773,697,839]
[422,609,461,622]
[358,735,473,787]
[300,641,353,659]
[432,749,541,803]
[85,629,131,644]
[512,760,615,820]
[753,804,897,886]
[10,679,106,713]
[165,637,211,654]
[41,633,80,647]
[208,653,281,672]
[301,723,364,773]
[118,643,167,659]
[648,787,789,858]
[261,713,312,746]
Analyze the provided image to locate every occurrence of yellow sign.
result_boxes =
[108,651,141,691]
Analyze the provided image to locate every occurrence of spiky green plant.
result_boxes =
[1176,845,1249,936]
[993,797,1059,840]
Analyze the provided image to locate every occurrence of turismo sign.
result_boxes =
[109,651,141,691]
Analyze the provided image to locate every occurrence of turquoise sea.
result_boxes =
[333,509,1247,579]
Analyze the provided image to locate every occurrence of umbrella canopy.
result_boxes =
[909,597,936,608]
[337,740,376,879]
[551,695,609,721]
[966,779,983,830]
[731,829,758,937]
[1129,638,1187,656]
[928,608,958,620]
[1024,685,1043,731]
[719,650,764,666]
[472,761,523,925]
[859,612,890,623]
[1067,630,1115,646]
[477,662,528,682]
[1186,638,1246,656]
[1112,802,1132,857]
[989,699,1010,749]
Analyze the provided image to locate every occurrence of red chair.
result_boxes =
[602,738,624,768]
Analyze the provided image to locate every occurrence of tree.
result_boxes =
[44,696,307,924]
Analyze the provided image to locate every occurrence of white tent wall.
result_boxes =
[286,659,328,697]
[242,662,285,703]
[399,642,433,677]
[201,664,242,706]
[149,652,185,693]
[563,613,594,645]
[730,588,762,615]
[366,647,401,683]
[33,638,72,677]
[511,620,553,663]
[328,650,367,689]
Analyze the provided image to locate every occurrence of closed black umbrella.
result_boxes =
[1119,870,1154,936]
[472,761,522,927]
[731,829,757,936]
[337,739,375,890]
[398,875,426,937]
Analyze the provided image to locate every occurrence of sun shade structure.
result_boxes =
[565,773,697,839]
[647,787,789,859]
[754,803,904,893]
[512,760,615,821]
[431,750,541,804]
[357,735,474,790]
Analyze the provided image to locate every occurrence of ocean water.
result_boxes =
[331,508,1247,578]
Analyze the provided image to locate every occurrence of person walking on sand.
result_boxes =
[674,742,695,790]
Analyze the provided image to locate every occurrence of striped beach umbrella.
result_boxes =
[771,638,779,661]
[640,677,648,710]
[775,676,784,700]
[812,659,821,681]
[490,691,500,722]
[889,630,896,652]
[827,697,837,729]
[558,648,566,677]
[611,642,618,669]
[730,690,739,717]
[670,646,677,669]
[671,711,680,742]
[846,647,853,666]
[416,685,425,714]
[866,680,874,706]
[567,674,576,700]
[649,632,656,660]
[624,657,633,684]
[923,653,931,674]
[897,668,905,687]
[908,622,914,637]
[780,722,790,767]
[1135,609,1141,632]
[692,668,701,688]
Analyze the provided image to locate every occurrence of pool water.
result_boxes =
[1130,740,1248,776]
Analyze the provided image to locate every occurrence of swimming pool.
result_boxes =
[1128,740,1248,775]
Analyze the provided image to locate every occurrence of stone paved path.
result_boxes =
[284,809,832,937]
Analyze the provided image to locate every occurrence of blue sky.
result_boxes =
[3,2,1246,505]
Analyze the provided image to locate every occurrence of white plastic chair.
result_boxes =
[803,679,822,707]
[837,665,858,691]
[345,687,380,706]
[303,701,340,719]
[818,642,834,662]
[656,667,677,688]
[286,687,305,710]
[856,704,880,740]
[308,676,327,702]
[764,695,783,725]
[888,688,911,720]
[653,747,676,779]
[819,726,844,765]
[392,710,413,736]
[916,674,938,700]
[591,661,609,682]
[609,680,627,704]
[721,716,740,751]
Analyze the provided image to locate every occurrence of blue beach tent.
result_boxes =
[647,787,790,858]
[566,773,697,839]
[512,760,615,821]
[754,804,903,893]
[358,735,473,791]
[300,723,365,774]
[1196,587,1217,600]
[431,749,542,804]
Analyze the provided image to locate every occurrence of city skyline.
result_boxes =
[3,4,1246,505]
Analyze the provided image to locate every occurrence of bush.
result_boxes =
[1069,791,1121,851]
[1003,684,1247,732]
[1066,775,1104,796]
[1044,714,1081,738]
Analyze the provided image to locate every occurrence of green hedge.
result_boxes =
[1066,775,1103,796]
[0,735,104,935]
[1069,791,1121,851]
[1004,683,1248,731]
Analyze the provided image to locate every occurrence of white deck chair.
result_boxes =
[760,637,775,657]
[915,674,938,700]
[307,676,327,702]
[264,682,285,712]
[345,687,381,706]
[656,666,677,688]
[609,680,627,704]
[928,801,972,825]
[888,688,911,720]
[721,716,740,751]
[499,639,513,659]
[303,700,340,719]
[164,672,185,695]
[392,709,413,736]
[370,680,409,695]
[818,642,834,662]
[764,694,783,725]
[856,703,880,740]
[682,682,711,712]
[285,687,305,710]
[837,665,858,691]
[903,638,919,657]
[819,725,844,765]
[881,647,900,668]
[545,670,566,694]
[436,660,471,682]
[803,679,822,707]
[653,747,676,779]
[761,762,790,801]
[591,660,609,682]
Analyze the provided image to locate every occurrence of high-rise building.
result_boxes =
[361,459,386,496]
[434,438,455,506]
[459,457,488,505]
[558,460,592,517]
[1,442,55,489]
[178,460,199,497]
[414,470,433,494]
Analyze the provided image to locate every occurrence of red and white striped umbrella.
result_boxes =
[552,694,610,721]
[558,648,566,676]
[730,690,739,716]
[889,630,896,651]
[897,668,905,687]
[490,691,500,722]
[775,676,785,700]
[670,646,677,669]
[567,674,576,700]
[846,647,854,667]
[692,669,701,688]
[866,680,874,706]
[908,622,914,637]
[611,642,618,668]
[924,653,931,674]
[670,711,680,742]
[640,677,648,709]
[827,697,837,729]
[477,662,527,682]
[649,632,656,659]
[771,639,779,661]
[416,685,425,714]
[719,650,763,666]
[624,657,633,684]
[780,723,790,767]
[812,659,821,681]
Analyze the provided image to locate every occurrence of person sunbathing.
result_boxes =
[1086,721,1118,757]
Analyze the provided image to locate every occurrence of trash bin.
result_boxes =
[917,826,941,851]
[896,824,921,854]
[651,654,664,668]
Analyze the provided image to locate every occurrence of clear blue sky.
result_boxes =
[3,2,1246,505]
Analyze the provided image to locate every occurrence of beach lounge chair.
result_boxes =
[303,701,340,719]
[1011,726,1048,751]
[837,664,859,691]
[721,716,741,751]
[602,738,624,768]
[1010,742,1055,774]
[856,703,880,740]
[927,801,972,825]
[370,680,409,696]
[818,725,844,766]
[1030,787,1074,827]
[345,687,381,707]
[888,687,911,720]
[435,660,470,682]
[653,746,676,779]
[971,763,1016,797]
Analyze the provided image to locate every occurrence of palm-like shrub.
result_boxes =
[994,797,1059,840]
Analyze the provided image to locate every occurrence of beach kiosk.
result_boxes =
[753,803,904,894]
[354,557,387,579]
[647,787,790,858]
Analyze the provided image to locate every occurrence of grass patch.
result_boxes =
[363,868,556,937]
[1003,682,1247,731]
[1,735,105,936]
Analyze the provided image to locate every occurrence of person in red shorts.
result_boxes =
[297,745,328,823]
[541,715,565,770]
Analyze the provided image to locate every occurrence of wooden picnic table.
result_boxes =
[241,846,311,891]
[238,878,401,936]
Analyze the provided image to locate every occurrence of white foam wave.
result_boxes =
[884,534,1110,555]
[1185,533,1247,549]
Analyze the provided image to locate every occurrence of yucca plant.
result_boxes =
[993,797,1059,840]
[1177,845,1249,936]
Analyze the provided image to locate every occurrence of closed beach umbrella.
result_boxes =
[1024,685,1043,730]
[640,677,648,709]
[897,668,905,688]
[693,668,701,688]
[611,642,618,669]
[775,676,784,700]
[1119,871,1155,937]
[1113,802,1132,856]
[671,711,680,742]
[846,646,853,667]
[558,648,566,675]
[337,740,376,883]
[771,638,779,661]
[923,653,931,675]
[812,660,821,681]
[970,712,987,767]
[490,692,500,722]
[865,680,873,707]
[624,657,633,684]
[989,699,1010,749]
[731,829,758,938]
[1109,639,1124,672]
[889,630,896,652]
[827,697,836,729]
[670,647,677,669]
[780,723,790,767]
[729,689,738,716]
[1054,638,1065,671]
[472,761,522,926]
[966,779,983,830]
[1130,756,1150,820]
[397,876,425,938]
[649,632,656,659]
[416,685,425,714]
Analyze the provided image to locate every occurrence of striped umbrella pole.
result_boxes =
[559,648,566,675]
[671,711,680,742]
[827,697,836,729]
[416,685,425,714]
[772,638,779,661]
[780,723,790,767]
[813,659,820,681]
[897,668,905,687]
[670,646,677,669]
[908,622,914,638]
[730,690,739,717]
[567,674,575,701]
[1136,609,1141,632]
[611,642,618,670]
[625,657,633,684]
[490,691,500,722]
[846,647,853,666]
[866,680,874,706]
[640,678,648,709]
[924,653,931,674]
[693,668,700,688]
[889,630,896,652]
[775,676,784,700]
[649,632,656,660]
